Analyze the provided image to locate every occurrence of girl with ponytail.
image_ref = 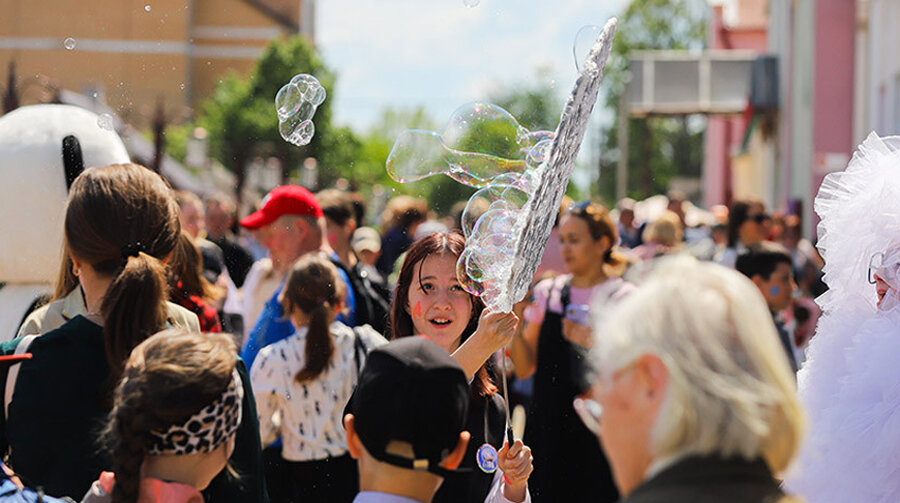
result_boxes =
[508,201,634,503]
[250,253,385,503]
[82,330,241,503]
[1,164,267,503]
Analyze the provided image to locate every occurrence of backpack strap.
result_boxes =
[352,327,367,377]
[4,334,38,420]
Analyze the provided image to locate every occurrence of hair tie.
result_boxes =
[121,242,146,259]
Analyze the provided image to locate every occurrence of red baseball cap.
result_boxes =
[240,185,323,230]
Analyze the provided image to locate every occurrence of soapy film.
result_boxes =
[386,101,554,301]
[275,74,326,146]
[386,18,616,312]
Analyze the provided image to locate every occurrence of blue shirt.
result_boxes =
[241,258,356,371]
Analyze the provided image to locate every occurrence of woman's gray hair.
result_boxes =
[592,256,804,473]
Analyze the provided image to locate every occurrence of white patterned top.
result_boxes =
[251,321,387,461]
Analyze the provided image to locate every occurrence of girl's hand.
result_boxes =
[475,308,519,353]
[562,319,594,348]
[498,439,533,502]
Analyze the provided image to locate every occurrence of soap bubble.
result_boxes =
[463,0,480,7]
[573,25,601,72]
[386,102,552,188]
[97,113,114,131]
[386,102,555,299]
[64,38,76,50]
[274,74,325,146]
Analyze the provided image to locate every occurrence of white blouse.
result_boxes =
[251,321,387,461]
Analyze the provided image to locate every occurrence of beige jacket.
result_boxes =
[17,286,200,338]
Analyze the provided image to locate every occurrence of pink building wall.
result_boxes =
[811,0,855,214]
[703,3,768,208]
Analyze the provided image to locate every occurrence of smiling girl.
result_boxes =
[391,232,533,503]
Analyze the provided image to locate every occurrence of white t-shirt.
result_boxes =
[251,322,387,461]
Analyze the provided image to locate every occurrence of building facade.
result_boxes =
[0,0,313,127]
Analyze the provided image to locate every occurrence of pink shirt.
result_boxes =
[524,274,635,326]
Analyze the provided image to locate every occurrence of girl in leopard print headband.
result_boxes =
[83,330,241,503]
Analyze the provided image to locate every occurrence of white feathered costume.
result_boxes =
[0,105,129,341]
[786,132,900,503]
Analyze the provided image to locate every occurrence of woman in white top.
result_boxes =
[250,253,385,503]
[509,201,635,503]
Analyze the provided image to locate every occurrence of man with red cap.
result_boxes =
[238,184,357,368]
[238,185,358,503]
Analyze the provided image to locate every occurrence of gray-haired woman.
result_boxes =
[576,256,805,503]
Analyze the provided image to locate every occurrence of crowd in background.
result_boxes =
[0,158,833,503]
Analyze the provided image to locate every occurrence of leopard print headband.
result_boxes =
[147,369,243,456]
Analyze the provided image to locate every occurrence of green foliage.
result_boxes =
[190,36,354,192]
[598,0,708,203]
[490,75,562,132]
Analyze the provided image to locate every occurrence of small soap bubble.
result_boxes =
[144,4,151,12]
[463,0,480,7]
[274,74,325,146]
[573,25,601,72]
[97,113,114,131]
[63,38,76,50]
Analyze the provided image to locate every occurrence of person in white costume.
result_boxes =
[786,132,900,503]
[0,105,130,341]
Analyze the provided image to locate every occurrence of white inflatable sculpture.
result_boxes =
[0,104,130,341]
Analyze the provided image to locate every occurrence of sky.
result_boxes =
[316,0,630,132]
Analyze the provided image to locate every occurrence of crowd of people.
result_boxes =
[0,128,898,503]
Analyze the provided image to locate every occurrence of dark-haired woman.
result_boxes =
[714,198,770,268]
[0,164,267,502]
[168,231,224,333]
[510,202,635,503]
[391,232,533,503]
[251,253,386,503]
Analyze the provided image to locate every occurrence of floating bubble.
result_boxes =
[274,74,325,147]
[64,38,76,50]
[573,25,601,72]
[97,113,114,131]
[386,102,553,188]
[144,4,151,12]
[463,0,480,7]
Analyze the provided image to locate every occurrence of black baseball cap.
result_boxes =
[346,336,470,478]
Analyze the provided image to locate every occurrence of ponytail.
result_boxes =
[295,303,335,383]
[101,253,169,386]
[63,163,180,395]
[108,388,148,503]
[279,254,345,384]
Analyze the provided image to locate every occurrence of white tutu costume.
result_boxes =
[785,133,900,503]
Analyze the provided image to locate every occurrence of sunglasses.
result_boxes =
[573,397,603,436]
[748,213,771,224]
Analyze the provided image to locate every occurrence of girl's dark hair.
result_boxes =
[168,231,224,303]
[391,232,496,397]
[64,163,180,387]
[279,253,345,383]
[727,199,762,248]
[564,202,627,275]
[106,330,237,503]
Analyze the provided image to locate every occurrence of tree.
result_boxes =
[197,36,357,199]
[597,0,707,203]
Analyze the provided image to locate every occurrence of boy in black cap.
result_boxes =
[343,337,471,503]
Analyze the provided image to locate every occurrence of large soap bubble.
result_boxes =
[386,18,617,312]
[274,74,326,146]
[386,102,552,188]
[386,102,554,301]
